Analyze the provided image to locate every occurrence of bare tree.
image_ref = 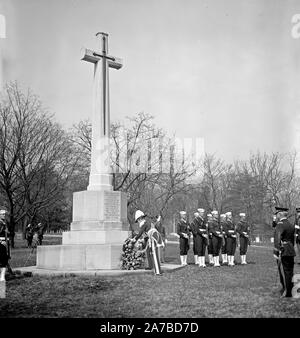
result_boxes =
[72,112,202,230]
[0,82,81,236]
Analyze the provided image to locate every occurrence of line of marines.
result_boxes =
[177,209,251,268]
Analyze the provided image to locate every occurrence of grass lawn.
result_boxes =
[1,235,300,318]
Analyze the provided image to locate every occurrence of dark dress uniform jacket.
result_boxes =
[155,223,166,241]
[195,217,207,237]
[177,220,190,255]
[177,220,190,238]
[224,220,236,238]
[274,219,296,257]
[210,220,222,237]
[236,221,250,238]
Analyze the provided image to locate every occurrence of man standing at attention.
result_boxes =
[211,210,222,267]
[225,211,237,266]
[273,207,296,298]
[177,211,190,266]
[220,213,228,265]
[236,213,251,265]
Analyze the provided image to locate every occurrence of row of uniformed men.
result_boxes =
[176,209,250,267]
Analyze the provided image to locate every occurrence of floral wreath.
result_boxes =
[121,236,146,270]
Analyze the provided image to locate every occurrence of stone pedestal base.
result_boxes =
[63,230,128,245]
[37,243,125,270]
[36,188,130,271]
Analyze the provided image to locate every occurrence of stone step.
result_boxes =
[70,220,127,231]
[37,243,124,270]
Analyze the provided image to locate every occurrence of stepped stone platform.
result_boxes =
[14,263,184,277]
[36,190,130,271]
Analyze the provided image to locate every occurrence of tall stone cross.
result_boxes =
[81,32,123,191]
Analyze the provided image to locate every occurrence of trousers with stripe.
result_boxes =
[226,237,236,256]
[239,236,249,255]
[179,237,189,255]
[212,235,222,256]
[221,237,227,254]
[147,239,162,275]
[208,237,213,255]
[194,235,207,256]
[278,257,294,297]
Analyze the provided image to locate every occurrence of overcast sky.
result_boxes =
[1,0,300,162]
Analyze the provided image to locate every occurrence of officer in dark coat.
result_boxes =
[224,211,237,266]
[273,207,296,298]
[210,210,222,267]
[236,213,251,265]
[176,211,190,266]
[220,214,228,265]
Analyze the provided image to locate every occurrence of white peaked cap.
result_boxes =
[207,213,212,217]
[180,211,187,216]
[220,214,226,218]
[239,213,246,217]
[135,210,145,221]
[197,208,205,213]
[211,210,218,215]
[0,210,7,215]
[194,212,200,217]
[225,212,232,216]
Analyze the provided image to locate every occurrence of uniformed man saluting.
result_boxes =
[273,207,296,298]
[176,211,190,266]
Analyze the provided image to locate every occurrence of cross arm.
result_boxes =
[81,48,123,69]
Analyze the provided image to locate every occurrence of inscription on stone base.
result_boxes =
[104,191,120,222]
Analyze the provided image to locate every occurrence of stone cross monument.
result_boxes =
[37,33,129,271]
[82,32,123,191]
